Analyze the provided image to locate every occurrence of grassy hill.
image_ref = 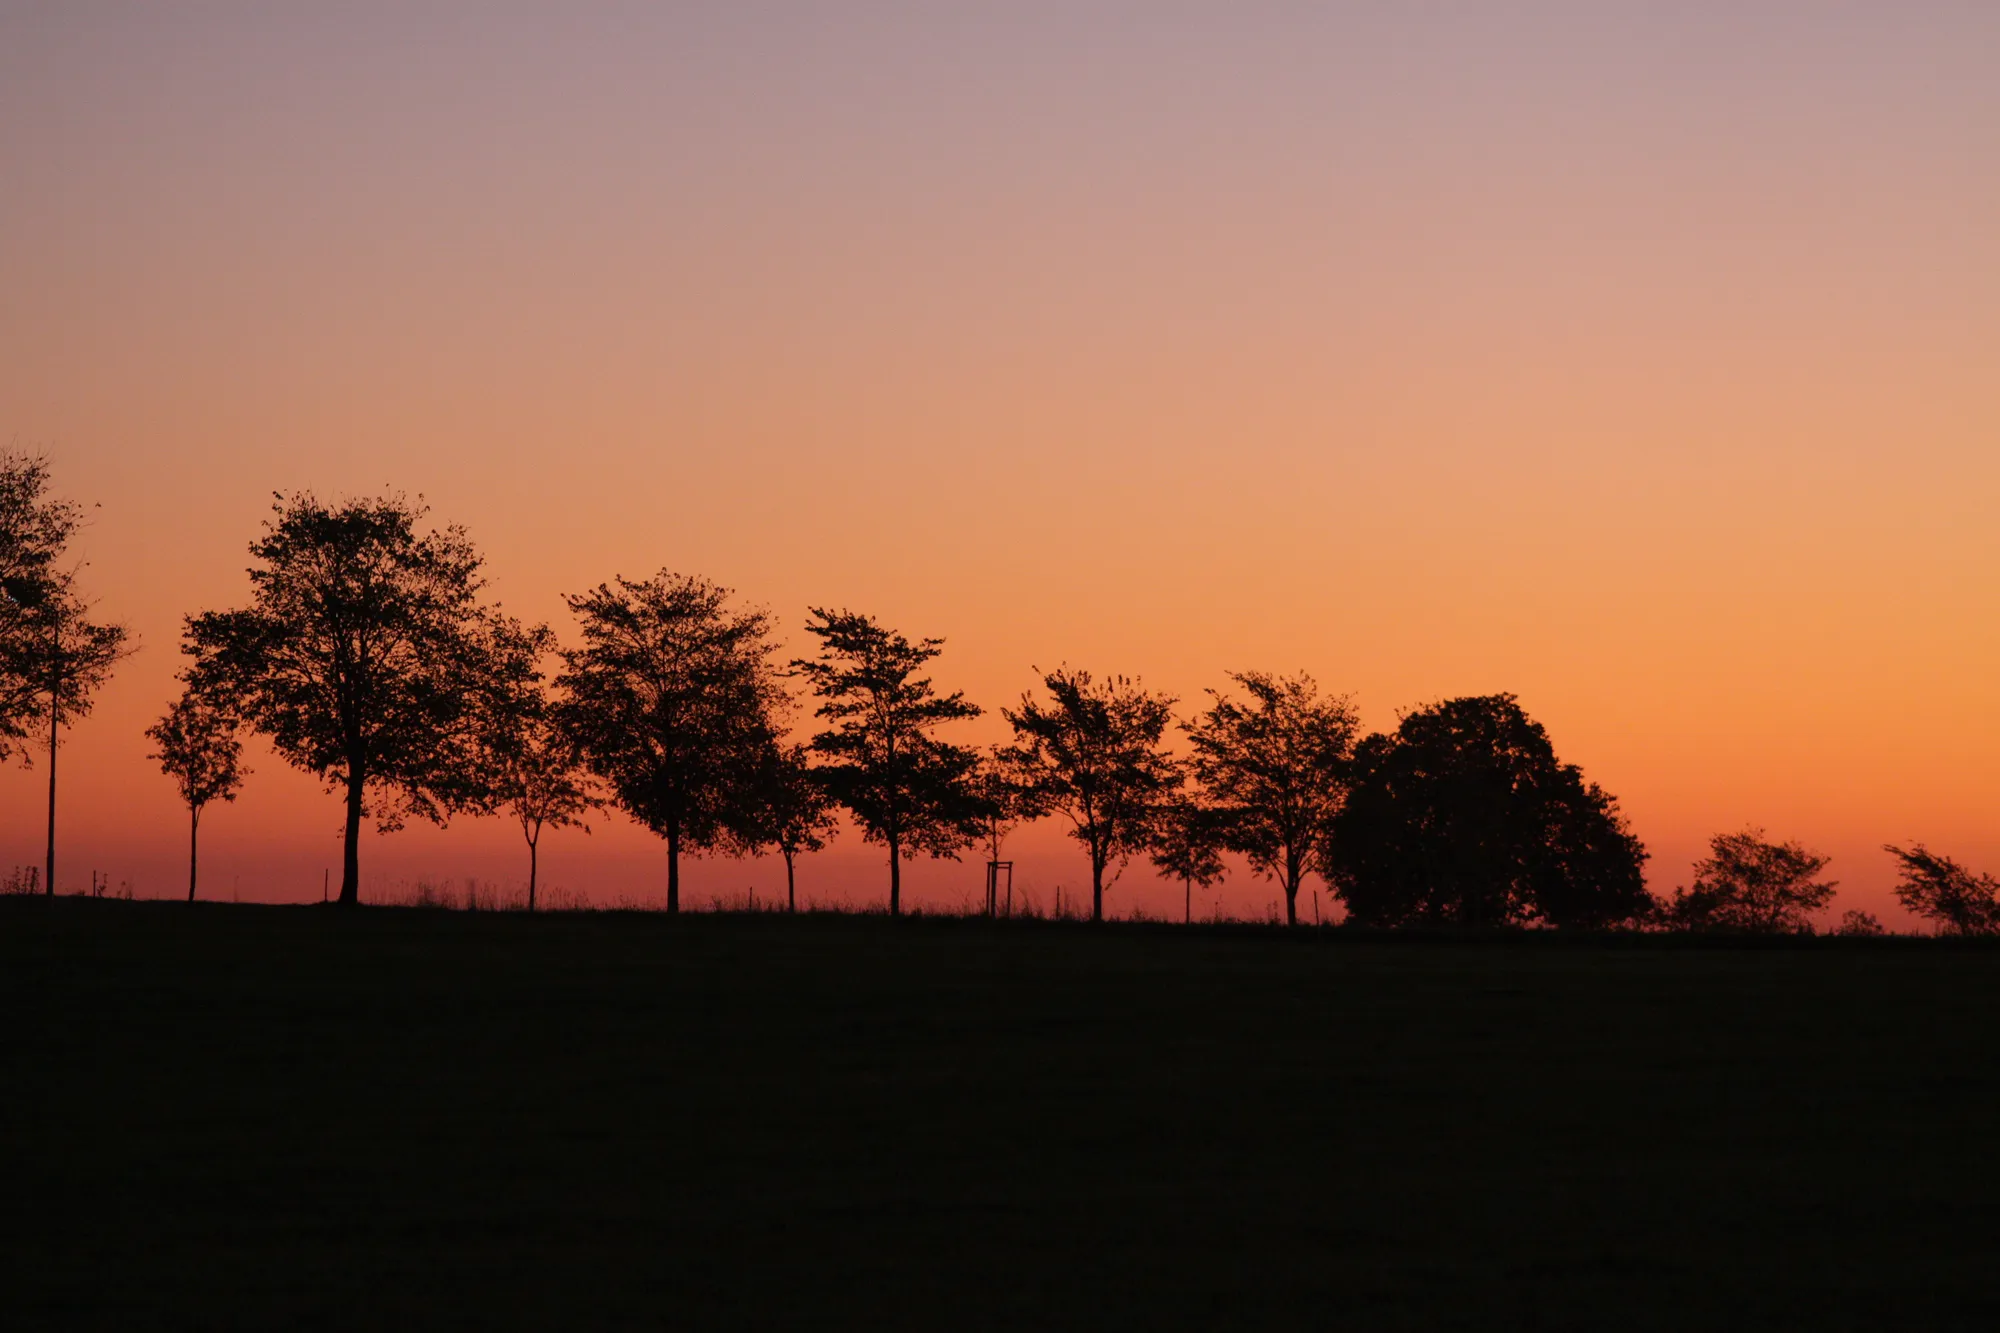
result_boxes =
[4,900,1997,1329]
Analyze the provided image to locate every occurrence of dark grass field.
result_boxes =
[4,900,1998,1330]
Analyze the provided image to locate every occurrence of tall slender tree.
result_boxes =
[1150,795,1227,925]
[1187,671,1357,927]
[746,741,839,913]
[0,456,129,895]
[970,743,1044,916]
[1006,668,1181,923]
[24,572,132,895]
[792,609,982,916]
[185,494,516,907]
[478,625,594,911]
[146,682,246,902]
[558,573,781,914]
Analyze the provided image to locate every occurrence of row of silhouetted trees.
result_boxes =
[4,459,1996,935]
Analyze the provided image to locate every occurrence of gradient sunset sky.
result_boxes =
[3,3,1995,918]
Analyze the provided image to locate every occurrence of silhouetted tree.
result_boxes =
[1835,909,1887,937]
[1187,670,1356,927]
[970,743,1042,864]
[747,741,839,912]
[146,682,246,902]
[969,744,1044,916]
[1006,668,1180,923]
[479,625,594,911]
[20,572,132,896]
[1327,694,1651,929]
[0,457,129,898]
[1883,844,2000,937]
[1664,829,1835,934]
[558,573,781,913]
[185,494,515,907]
[792,609,982,916]
[0,452,83,762]
[1150,795,1227,924]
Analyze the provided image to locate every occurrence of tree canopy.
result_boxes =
[745,740,840,913]
[1187,670,1356,926]
[969,743,1043,866]
[146,682,247,902]
[1005,667,1180,923]
[23,570,133,896]
[21,449,2000,936]
[1149,795,1228,924]
[1883,844,1999,937]
[792,609,982,915]
[558,573,781,914]
[478,624,593,911]
[0,452,84,763]
[1665,829,1836,934]
[185,494,519,906]
[1326,694,1651,929]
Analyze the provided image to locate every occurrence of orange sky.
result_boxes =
[2,5,1995,920]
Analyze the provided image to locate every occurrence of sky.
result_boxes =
[2,2,1995,920]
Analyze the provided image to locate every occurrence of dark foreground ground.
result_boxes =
[3,901,1998,1331]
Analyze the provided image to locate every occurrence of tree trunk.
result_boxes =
[43,683,57,897]
[527,835,539,913]
[785,850,796,913]
[1091,853,1104,923]
[188,805,200,903]
[887,831,901,917]
[339,770,363,906]
[665,821,680,915]
[1284,847,1304,927]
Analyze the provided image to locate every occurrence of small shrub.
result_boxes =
[1834,909,1887,937]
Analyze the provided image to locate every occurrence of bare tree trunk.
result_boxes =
[888,831,901,916]
[527,836,538,912]
[785,850,796,913]
[43,684,57,897]
[339,770,363,907]
[1091,852,1104,923]
[188,806,200,903]
[665,820,680,915]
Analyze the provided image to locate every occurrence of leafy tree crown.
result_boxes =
[556,572,782,847]
[184,493,508,829]
[1327,693,1650,929]
[1883,844,1999,937]
[1186,670,1356,893]
[791,608,983,858]
[1004,667,1181,886]
[146,685,247,814]
[1666,829,1836,934]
